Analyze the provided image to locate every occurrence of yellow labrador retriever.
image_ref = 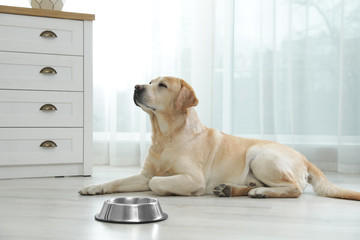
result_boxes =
[79,76,360,200]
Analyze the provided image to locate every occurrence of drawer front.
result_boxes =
[0,13,83,55]
[0,128,83,166]
[0,52,83,91]
[0,90,83,127]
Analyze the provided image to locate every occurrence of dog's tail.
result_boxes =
[306,159,360,201]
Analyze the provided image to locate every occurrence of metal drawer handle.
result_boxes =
[40,140,57,148]
[40,104,57,111]
[40,67,57,74]
[40,30,57,38]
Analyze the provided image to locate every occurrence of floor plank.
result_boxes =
[1,166,360,240]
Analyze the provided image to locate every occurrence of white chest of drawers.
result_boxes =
[0,6,94,179]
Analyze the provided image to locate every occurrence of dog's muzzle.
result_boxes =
[133,84,145,107]
[133,84,157,111]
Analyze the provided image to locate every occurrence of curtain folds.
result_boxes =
[90,0,360,173]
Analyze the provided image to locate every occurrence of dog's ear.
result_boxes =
[175,79,199,111]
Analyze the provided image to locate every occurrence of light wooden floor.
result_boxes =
[1,166,360,240]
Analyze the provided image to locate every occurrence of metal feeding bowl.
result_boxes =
[95,197,168,224]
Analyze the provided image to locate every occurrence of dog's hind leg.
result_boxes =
[248,163,303,198]
[213,184,251,197]
[213,170,265,197]
[247,144,306,199]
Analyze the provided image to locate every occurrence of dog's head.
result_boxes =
[133,76,198,114]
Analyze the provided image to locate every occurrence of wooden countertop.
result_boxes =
[0,5,95,21]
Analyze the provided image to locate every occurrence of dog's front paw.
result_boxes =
[78,184,105,195]
[213,184,232,197]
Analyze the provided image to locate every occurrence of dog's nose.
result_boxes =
[135,85,143,91]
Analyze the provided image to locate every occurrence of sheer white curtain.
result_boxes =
[61,0,359,173]
[213,0,360,173]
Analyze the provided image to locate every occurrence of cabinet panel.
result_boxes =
[0,164,86,179]
[0,13,83,55]
[0,52,83,91]
[0,90,83,127]
[0,128,83,166]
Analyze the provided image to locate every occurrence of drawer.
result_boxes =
[0,90,83,127]
[0,128,83,166]
[0,13,83,55]
[0,52,83,91]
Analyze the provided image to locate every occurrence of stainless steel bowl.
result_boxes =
[95,197,168,224]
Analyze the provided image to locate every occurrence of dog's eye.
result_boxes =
[159,83,167,88]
